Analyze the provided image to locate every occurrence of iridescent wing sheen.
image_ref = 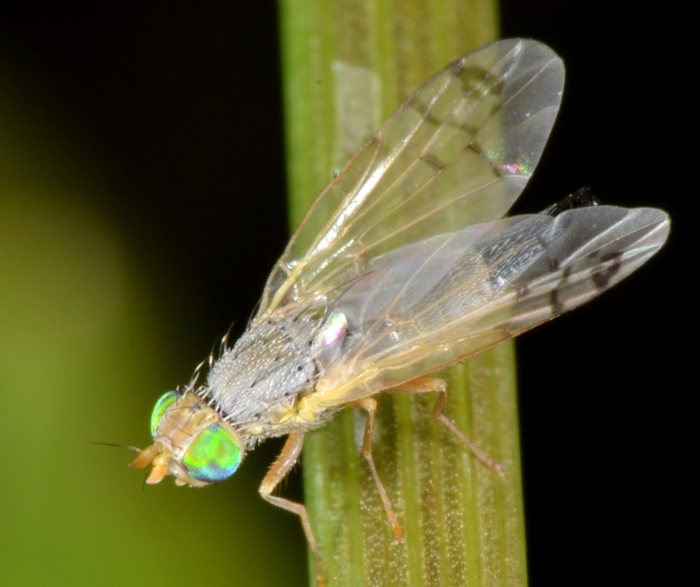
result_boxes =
[257,39,565,320]
[311,205,669,406]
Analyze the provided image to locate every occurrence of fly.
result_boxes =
[129,39,670,586]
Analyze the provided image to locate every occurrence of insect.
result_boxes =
[129,39,669,585]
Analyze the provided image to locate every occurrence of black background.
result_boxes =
[0,2,686,585]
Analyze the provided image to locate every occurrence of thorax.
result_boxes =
[204,310,340,442]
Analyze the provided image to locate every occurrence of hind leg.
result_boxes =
[389,377,502,471]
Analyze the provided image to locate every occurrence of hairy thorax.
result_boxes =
[204,310,339,442]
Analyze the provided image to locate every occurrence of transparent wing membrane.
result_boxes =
[313,205,669,405]
[259,40,565,318]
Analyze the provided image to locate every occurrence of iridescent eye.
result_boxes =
[150,391,179,438]
[183,424,241,483]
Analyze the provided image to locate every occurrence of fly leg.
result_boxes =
[350,398,403,541]
[259,431,325,587]
[390,378,503,472]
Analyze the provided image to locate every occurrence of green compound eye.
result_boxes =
[183,424,241,483]
[150,391,179,438]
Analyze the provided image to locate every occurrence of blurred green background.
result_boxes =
[0,2,686,587]
[0,4,308,586]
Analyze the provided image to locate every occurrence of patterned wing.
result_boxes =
[257,39,565,320]
[311,205,669,406]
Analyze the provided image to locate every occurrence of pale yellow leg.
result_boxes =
[350,398,403,541]
[259,431,325,587]
[390,378,503,471]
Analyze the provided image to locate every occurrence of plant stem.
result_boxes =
[278,1,527,585]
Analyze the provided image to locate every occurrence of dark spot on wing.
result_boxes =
[549,288,564,316]
[419,155,444,171]
[415,61,504,144]
[591,252,624,290]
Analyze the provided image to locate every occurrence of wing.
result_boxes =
[257,39,565,321]
[311,205,670,406]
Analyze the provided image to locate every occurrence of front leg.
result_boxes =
[259,431,325,587]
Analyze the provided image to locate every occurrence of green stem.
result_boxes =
[278,2,527,585]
